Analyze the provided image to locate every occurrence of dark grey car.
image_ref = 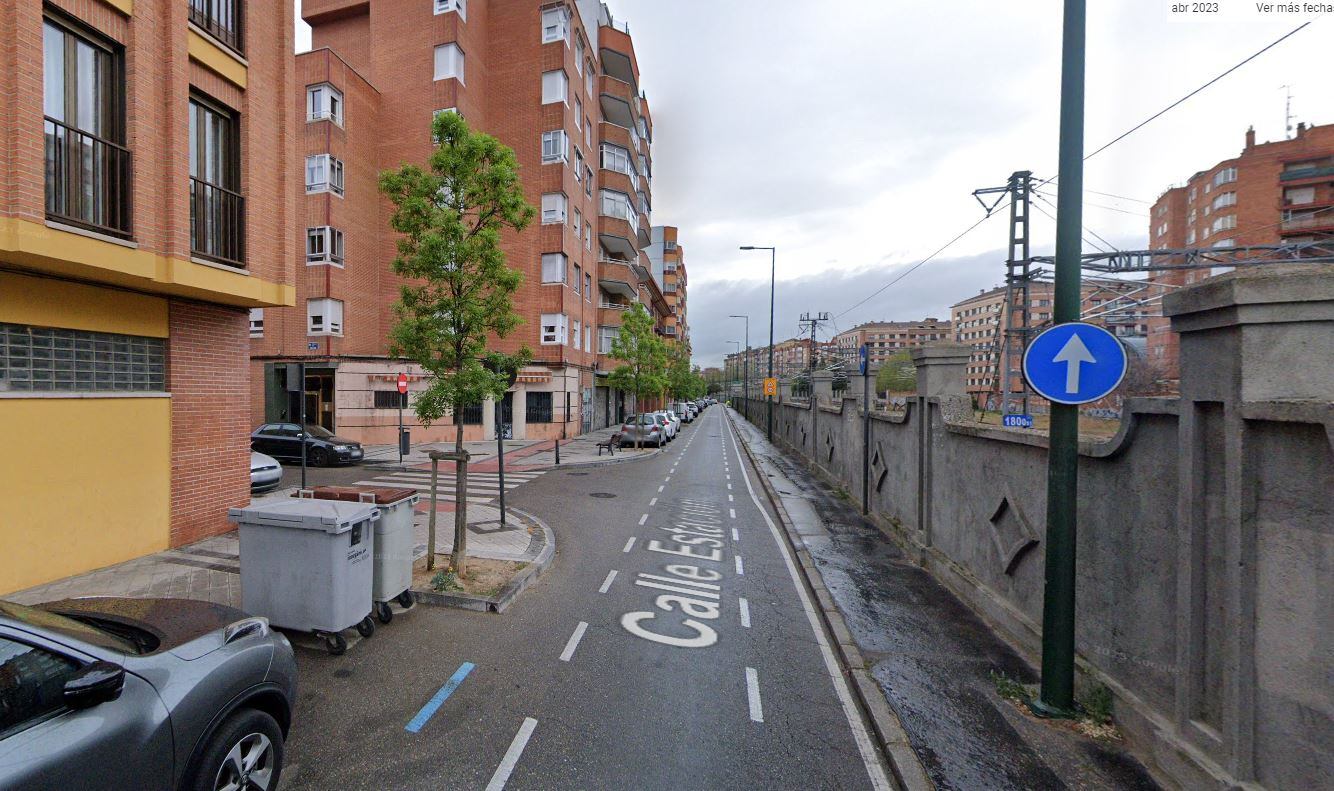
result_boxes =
[0,597,297,791]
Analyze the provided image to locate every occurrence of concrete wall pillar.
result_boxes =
[482,395,496,440]
[909,344,971,550]
[812,370,834,403]
[511,388,527,441]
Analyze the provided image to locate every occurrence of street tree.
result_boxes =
[607,304,666,448]
[379,111,534,574]
[665,343,703,401]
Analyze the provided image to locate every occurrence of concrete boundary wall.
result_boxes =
[737,265,1333,791]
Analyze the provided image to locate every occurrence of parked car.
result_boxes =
[250,451,283,494]
[658,411,681,439]
[619,414,666,448]
[0,597,296,791]
[250,423,364,467]
[671,402,694,423]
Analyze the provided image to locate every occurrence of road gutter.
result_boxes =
[727,410,932,791]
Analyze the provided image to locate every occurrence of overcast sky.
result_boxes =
[295,2,1327,368]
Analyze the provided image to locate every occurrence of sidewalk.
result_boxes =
[360,424,658,472]
[727,409,1158,791]
[8,495,550,610]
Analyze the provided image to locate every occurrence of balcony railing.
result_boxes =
[44,117,132,238]
[1279,165,1334,182]
[189,0,244,54]
[599,301,632,310]
[1280,212,1334,232]
[190,177,246,268]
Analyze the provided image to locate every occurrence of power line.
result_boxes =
[1031,197,1110,253]
[1036,187,1150,218]
[834,210,1002,319]
[1033,191,1120,252]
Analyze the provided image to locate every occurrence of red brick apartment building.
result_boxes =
[1146,122,1334,382]
[250,0,675,443]
[0,0,296,590]
[832,319,951,367]
[648,225,687,347]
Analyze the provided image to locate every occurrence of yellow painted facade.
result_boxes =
[0,218,292,308]
[0,272,172,593]
[188,27,248,89]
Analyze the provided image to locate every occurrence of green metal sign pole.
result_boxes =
[1035,0,1086,718]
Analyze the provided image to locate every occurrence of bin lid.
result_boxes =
[227,496,378,534]
[297,486,418,506]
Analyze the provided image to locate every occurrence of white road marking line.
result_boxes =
[638,513,648,526]
[658,485,665,493]
[729,508,736,519]
[727,483,732,490]
[622,537,636,553]
[649,497,658,507]
[745,667,764,723]
[598,570,617,593]
[739,597,751,628]
[484,717,538,791]
[664,476,671,482]
[726,475,731,480]
[729,494,734,502]
[735,555,744,575]
[732,527,740,541]
[724,415,893,790]
[559,621,589,662]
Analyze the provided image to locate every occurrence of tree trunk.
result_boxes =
[426,457,439,571]
[452,419,468,575]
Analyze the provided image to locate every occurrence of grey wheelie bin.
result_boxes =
[298,486,419,624]
[227,496,379,655]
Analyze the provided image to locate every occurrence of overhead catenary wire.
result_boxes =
[1032,191,1120,252]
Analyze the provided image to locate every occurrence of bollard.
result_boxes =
[555,438,561,465]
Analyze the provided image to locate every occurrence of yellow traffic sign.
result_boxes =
[763,378,778,396]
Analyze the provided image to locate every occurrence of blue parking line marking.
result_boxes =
[406,662,475,733]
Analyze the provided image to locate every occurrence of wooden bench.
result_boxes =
[596,432,623,456]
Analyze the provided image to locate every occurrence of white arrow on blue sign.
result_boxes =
[858,345,869,376]
[1022,322,1128,405]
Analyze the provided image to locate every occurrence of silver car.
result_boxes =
[0,597,297,791]
[250,451,283,494]
[619,413,666,448]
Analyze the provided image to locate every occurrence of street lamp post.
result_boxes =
[740,246,776,441]
[727,341,741,404]
[728,314,749,420]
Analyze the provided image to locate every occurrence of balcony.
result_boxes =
[44,117,133,238]
[190,177,246,268]
[1279,164,1334,183]
[189,0,244,55]
[1279,211,1334,233]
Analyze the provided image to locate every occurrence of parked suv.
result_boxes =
[0,597,297,791]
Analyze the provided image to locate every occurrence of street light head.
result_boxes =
[739,246,755,250]
[728,314,747,319]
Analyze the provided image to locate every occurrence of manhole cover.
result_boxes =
[590,492,617,499]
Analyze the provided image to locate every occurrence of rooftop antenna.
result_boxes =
[1282,85,1294,139]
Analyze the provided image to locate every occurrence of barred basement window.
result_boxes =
[457,402,483,424]
[526,392,553,423]
[0,323,165,393]
[374,390,408,409]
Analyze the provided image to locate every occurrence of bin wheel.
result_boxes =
[324,633,347,655]
[356,616,375,638]
[396,590,416,609]
[375,601,393,624]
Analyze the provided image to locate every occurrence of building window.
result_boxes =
[585,118,593,148]
[542,130,569,163]
[432,108,458,143]
[1212,238,1236,249]
[306,226,345,265]
[573,264,582,294]
[189,95,245,267]
[573,207,582,237]
[188,0,243,54]
[585,325,592,349]
[43,16,130,238]
[541,7,570,44]
[600,190,634,224]
[307,298,344,336]
[542,70,568,104]
[1211,214,1236,233]
[574,98,583,128]
[434,43,465,83]
[600,143,634,179]
[1212,191,1236,210]
[585,222,593,250]
[249,308,264,338]
[585,272,593,300]
[572,319,582,349]
[540,314,568,345]
[1185,229,1195,245]
[541,253,567,284]
[574,148,585,181]
[305,154,344,196]
[526,391,554,423]
[1213,167,1237,187]
[434,0,466,19]
[599,326,618,354]
[586,66,594,98]
[1285,186,1316,205]
[307,83,343,125]
[0,322,165,393]
[584,166,593,197]
[374,390,409,409]
[575,36,585,75]
[541,193,568,224]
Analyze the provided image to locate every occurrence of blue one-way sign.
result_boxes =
[1022,322,1127,405]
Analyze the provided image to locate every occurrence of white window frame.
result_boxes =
[598,326,618,355]
[541,7,570,45]
[307,298,344,336]
[434,0,466,19]
[585,325,592,349]
[572,318,581,349]
[1212,191,1237,210]
[584,272,592,301]
[573,264,582,294]
[307,83,344,126]
[542,69,569,105]
[1211,214,1236,233]
[305,154,344,196]
[249,308,264,338]
[541,130,569,164]
[574,148,584,181]
[574,98,582,129]
[541,252,568,284]
[540,313,568,345]
[432,107,457,143]
[541,193,568,225]
[585,222,592,250]
[585,67,593,99]
[1213,167,1237,187]
[434,43,465,83]
[584,119,592,148]
[573,207,582,237]
[575,35,585,75]
[306,226,345,266]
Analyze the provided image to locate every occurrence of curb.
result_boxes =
[535,443,667,470]
[412,507,556,614]
[727,410,933,791]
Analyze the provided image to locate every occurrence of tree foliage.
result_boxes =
[606,304,666,407]
[665,343,706,400]
[378,111,534,443]
[876,351,917,393]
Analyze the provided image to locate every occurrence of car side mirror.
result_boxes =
[64,661,125,709]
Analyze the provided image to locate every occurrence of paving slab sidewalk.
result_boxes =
[360,425,659,473]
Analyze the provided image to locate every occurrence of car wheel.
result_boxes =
[309,447,329,467]
[191,708,283,791]
[376,601,393,624]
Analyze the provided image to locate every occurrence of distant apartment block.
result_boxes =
[832,319,951,367]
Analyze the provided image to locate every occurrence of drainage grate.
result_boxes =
[590,492,617,499]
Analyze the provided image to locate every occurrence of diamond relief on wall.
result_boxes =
[988,489,1039,576]
[870,443,888,493]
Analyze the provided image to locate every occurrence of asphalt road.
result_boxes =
[280,405,892,790]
